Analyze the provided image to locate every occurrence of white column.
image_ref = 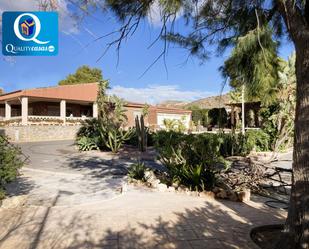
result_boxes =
[93,102,98,118]
[21,97,28,125]
[5,101,11,120]
[60,100,66,124]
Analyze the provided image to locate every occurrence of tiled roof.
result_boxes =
[0,83,98,102]
[0,83,191,114]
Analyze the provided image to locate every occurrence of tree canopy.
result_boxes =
[220,26,279,105]
[58,65,103,85]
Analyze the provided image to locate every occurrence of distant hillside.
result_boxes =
[157,94,231,110]
[186,94,231,109]
[157,100,188,108]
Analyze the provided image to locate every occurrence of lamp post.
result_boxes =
[241,84,245,135]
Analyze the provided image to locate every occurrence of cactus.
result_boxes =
[135,115,148,152]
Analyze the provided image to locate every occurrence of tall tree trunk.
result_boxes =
[275,33,309,249]
[274,1,309,247]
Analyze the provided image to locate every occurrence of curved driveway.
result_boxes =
[7,140,129,207]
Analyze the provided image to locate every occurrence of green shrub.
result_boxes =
[125,128,155,147]
[153,130,270,191]
[0,135,24,199]
[77,136,99,151]
[218,132,247,156]
[190,108,210,127]
[153,131,228,191]
[0,188,5,200]
[208,108,228,127]
[77,118,100,138]
[245,129,270,152]
[77,119,102,148]
[128,162,148,182]
[179,165,216,191]
[163,118,187,133]
[217,130,270,156]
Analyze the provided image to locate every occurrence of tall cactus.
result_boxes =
[135,115,147,152]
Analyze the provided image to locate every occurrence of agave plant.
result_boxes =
[128,161,148,182]
[77,136,98,151]
[105,128,134,153]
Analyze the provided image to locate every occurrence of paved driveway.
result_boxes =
[7,140,129,206]
[1,141,287,249]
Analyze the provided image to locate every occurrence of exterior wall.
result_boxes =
[125,107,149,127]
[0,125,81,142]
[148,107,158,129]
[157,113,191,129]
[124,105,191,130]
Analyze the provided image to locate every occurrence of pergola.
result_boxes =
[227,101,261,129]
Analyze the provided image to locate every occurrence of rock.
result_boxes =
[172,183,179,189]
[177,185,187,194]
[1,195,27,208]
[237,189,251,202]
[150,179,161,188]
[121,183,128,193]
[167,186,176,192]
[145,170,157,182]
[199,191,215,199]
[227,191,239,202]
[216,189,228,199]
[213,187,222,194]
[189,191,199,197]
[145,182,152,188]
[157,183,168,192]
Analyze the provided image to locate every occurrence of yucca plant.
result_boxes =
[180,165,216,191]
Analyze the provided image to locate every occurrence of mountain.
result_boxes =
[157,100,188,108]
[186,94,231,109]
[157,94,231,110]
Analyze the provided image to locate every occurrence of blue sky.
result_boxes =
[0,0,295,104]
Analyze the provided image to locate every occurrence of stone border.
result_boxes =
[128,170,251,202]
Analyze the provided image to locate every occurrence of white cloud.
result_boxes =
[147,0,182,27]
[148,0,162,27]
[0,0,78,34]
[108,84,214,105]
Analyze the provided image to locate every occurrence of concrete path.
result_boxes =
[0,186,285,249]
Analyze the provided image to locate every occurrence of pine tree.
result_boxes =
[58,65,103,85]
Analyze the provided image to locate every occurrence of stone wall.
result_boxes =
[0,125,81,142]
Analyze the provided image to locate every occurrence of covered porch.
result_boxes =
[0,97,98,126]
[227,101,261,130]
